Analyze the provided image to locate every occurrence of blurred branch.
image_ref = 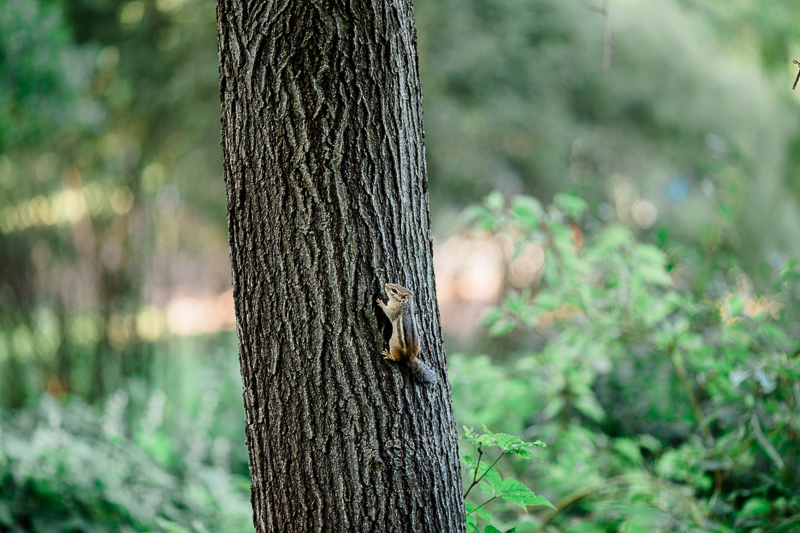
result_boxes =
[751,413,785,471]
[579,0,612,70]
[668,343,710,441]
[540,474,707,527]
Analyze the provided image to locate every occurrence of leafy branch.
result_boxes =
[461,426,554,532]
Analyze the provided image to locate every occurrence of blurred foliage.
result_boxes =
[450,192,800,531]
[0,392,251,532]
[0,340,252,533]
[417,0,800,273]
[0,0,226,406]
[0,0,95,149]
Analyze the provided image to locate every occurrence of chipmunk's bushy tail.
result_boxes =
[409,358,438,386]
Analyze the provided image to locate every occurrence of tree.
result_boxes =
[216,2,465,531]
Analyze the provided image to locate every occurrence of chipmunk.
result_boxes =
[376,282,438,386]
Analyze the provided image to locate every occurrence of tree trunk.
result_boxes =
[216,2,465,532]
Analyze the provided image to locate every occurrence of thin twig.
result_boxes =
[793,60,800,90]
[466,496,499,516]
[578,0,604,13]
[579,0,612,70]
[667,343,710,440]
[463,445,483,498]
[464,448,507,499]
[751,413,785,470]
[602,0,612,70]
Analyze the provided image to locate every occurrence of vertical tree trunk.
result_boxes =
[217,2,465,532]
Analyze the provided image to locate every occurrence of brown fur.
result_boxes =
[377,283,438,386]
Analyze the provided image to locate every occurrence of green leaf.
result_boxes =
[510,195,542,231]
[476,506,493,523]
[596,225,634,250]
[640,300,674,329]
[634,264,671,287]
[475,214,499,232]
[613,438,644,466]
[741,497,770,517]
[497,478,556,509]
[488,431,523,450]
[462,204,489,226]
[633,243,667,264]
[466,502,492,523]
[484,526,503,533]
[728,294,745,317]
[482,463,502,490]
[574,395,605,422]
[509,446,535,459]
[477,424,544,452]
[637,434,662,454]
[554,193,587,218]
[631,247,670,287]
[480,307,504,328]
[532,293,559,314]
[485,191,505,211]
[464,451,503,490]
[489,319,516,337]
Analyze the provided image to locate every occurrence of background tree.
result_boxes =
[217,1,465,531]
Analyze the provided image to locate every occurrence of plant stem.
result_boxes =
[667,342,710,441]
[466,496,499,516]
[463,445,483,498]
[464,448,506,499]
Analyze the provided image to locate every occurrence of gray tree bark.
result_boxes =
[216,2,465,532]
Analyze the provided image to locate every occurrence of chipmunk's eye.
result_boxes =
[391,288,397,294]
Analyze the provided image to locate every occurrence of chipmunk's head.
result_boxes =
[385,282,413,304]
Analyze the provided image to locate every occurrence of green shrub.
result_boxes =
[451,193,800,532]
[0,393,252,533]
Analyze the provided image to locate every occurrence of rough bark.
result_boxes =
[216,2,465,532]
